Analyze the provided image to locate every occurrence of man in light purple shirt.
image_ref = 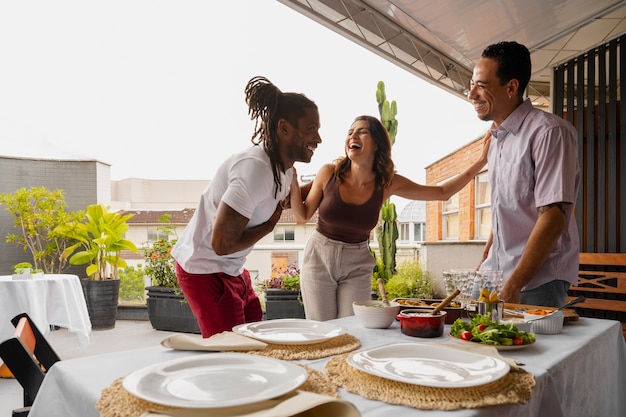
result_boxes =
[468,41,580,307]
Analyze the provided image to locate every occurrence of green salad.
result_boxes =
[450,314,536,346]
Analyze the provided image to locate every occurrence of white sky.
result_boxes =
[0,0,490,212]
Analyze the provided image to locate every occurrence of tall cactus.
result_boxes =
[376,81,398,145]
[375,81,399,282]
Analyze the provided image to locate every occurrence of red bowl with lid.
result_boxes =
[396,308,447,338]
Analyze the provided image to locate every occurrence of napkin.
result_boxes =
[432,342,520,369]
[161,331,267,351]
[139,390,361,417]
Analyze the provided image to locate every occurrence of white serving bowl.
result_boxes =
[500,318,532,333]
[352,300,401,329]
[523,309,564,334]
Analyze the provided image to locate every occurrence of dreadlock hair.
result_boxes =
[335,115,395,189]
[482,41,531,99]
[244,76,318,198]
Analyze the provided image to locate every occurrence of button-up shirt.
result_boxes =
[482,99,580,290]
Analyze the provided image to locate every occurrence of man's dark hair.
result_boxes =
[482,41,531,98]
[244,76,317,197]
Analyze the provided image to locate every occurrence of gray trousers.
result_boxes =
[520,279,571,308]
[300,230,375,321]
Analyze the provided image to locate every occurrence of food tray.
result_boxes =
[392,298,466,324]
[503,302,579,322]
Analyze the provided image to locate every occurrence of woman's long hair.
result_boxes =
[335,115,395,188]
[244,76,318,197]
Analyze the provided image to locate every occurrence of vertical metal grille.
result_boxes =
[554,36,625,253]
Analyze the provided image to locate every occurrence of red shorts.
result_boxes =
[175,263,263,338]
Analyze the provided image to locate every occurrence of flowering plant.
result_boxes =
[259,263,300,291]
[143,214,178,288]
[144,237,177,287]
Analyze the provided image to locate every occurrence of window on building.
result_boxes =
[274,226,295,242]
[146,226,169,243]
[271,251,298,278]
[442,192,459,239]
[475,172,491,239]
[414,222,426,242]
[399,223,410,241]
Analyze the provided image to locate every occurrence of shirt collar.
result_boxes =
[492,98,533,139]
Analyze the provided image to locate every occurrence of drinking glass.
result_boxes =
[475,270,504,301]
[441,270,458,295]
[449,269,476,305]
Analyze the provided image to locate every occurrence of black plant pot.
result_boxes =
[264,289,305,320]
[80,279,120,330]
[146,286,201,334]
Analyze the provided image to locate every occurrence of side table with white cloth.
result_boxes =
[27,315,626,417]
[0,274,91,348]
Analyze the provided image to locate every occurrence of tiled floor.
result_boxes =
[0,319,179,416]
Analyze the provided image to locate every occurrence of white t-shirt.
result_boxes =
[171,145,293,276]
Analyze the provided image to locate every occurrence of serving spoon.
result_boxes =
[432,288,461,315]
[524,295,586,322]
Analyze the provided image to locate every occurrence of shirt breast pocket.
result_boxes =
[498,159,534,201]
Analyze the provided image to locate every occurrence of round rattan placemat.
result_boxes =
[325,353,535,410]
[246,333,361,360]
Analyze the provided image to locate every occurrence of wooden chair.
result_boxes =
[0,313,61,416]
[567,253,626,340]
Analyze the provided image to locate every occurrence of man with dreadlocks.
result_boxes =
[171,76,321,337]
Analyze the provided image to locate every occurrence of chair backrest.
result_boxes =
[10,313,61,370]
[0,313,61,407]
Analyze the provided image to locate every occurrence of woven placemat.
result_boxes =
[246,334,361,360]
[96,365,337,417]
[325,354,535,410]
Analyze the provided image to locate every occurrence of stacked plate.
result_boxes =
[347,343,510,388]
[123,353,307,408]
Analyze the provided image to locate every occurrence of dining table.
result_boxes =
[0,274,91,348]
[27,314,626,417]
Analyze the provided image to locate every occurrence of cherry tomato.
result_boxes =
[512,336,524,345]
[476,324,487,332]
[460,330,473,341]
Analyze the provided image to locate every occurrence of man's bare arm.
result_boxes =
[212,201,282,256]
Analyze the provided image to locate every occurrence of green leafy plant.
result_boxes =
[119,265,146,302]
[143,214,178,287]
[13,262,43,274]
[383,261,434,299]
[55,204,138,280]
[0,187,84,273]
[259,263,300,291]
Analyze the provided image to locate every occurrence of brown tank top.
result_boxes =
[316,176,384,243]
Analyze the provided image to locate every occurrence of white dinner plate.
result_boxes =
[347,343,510,388]
[232,318,345,345]
[122,353,307,408]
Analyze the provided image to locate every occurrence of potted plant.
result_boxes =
[55,204,138,330]
[377,260,434,300]
[143,214,200,334]
[258,263,305,320]
[11,262,44,280]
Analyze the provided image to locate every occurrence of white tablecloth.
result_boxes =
[0,274,91,348]
[27,316,626,417]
